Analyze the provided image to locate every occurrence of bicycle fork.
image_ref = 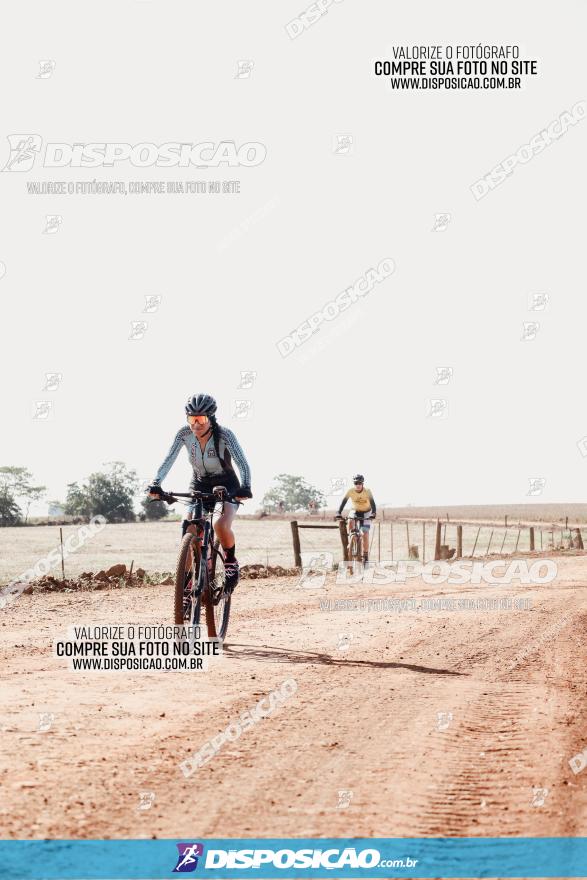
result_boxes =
[181,512,211,624]
[191,519,212,624]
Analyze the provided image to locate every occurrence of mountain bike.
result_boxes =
[336,512,370,572]
[155,487,240,640]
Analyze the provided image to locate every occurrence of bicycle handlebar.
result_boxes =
[335,512,372,519]
[152,488,242,506]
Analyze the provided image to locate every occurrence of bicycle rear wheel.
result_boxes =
[204,539,231,640]
[174,533,202,625]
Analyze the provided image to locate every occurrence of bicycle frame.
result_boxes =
[346,512,366,537]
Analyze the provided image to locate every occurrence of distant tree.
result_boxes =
[64,482,91,518]
[64,461,139,522]
[140,496,168,521]
[262,474,325,513]
[0,466,33,496]
[21,485,47,523]
[0,466,46,526]
[0,493,21,526]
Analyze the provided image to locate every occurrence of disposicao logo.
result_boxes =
[1,135,266,170]
[173,842,204,873]
[203,847,384,870]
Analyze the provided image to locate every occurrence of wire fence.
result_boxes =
[237,519,586,568]
[366,521,585,564]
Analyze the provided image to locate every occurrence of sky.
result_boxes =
[2,0,586,516]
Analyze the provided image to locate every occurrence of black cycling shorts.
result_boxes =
[189,471,240,512]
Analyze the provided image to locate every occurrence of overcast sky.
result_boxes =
[2,0,586,514]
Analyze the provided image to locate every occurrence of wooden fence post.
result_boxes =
[456,525,463,559]
[290,520,302,568]
[529,527,535,552]
[572,528,584,550]
[422,522,426,563]
[338,518,349,561]
[434,519,442,561]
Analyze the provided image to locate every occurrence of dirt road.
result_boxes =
[1,557,586,839]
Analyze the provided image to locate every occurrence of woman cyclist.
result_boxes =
[148,393,252,592]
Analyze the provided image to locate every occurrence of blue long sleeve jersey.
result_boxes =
[152,425,251,488]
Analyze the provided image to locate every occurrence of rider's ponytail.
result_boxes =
[209,415,227,469]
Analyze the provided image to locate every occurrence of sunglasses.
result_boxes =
[187,415,209,425]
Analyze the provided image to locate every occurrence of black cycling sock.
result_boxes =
[224,544,236,563]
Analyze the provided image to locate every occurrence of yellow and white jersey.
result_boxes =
[341,486,375,513]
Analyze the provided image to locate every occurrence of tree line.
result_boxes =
[0,463,166,526]
[0,465,326,526]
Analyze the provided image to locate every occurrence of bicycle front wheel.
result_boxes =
[174,533,202,625]
[349,532,362,560]
[348,532,363,574]
[204,539,231,641]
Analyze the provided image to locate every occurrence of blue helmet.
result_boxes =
[185,393,217,416]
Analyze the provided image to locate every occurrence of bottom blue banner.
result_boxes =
[0,837,585,879]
